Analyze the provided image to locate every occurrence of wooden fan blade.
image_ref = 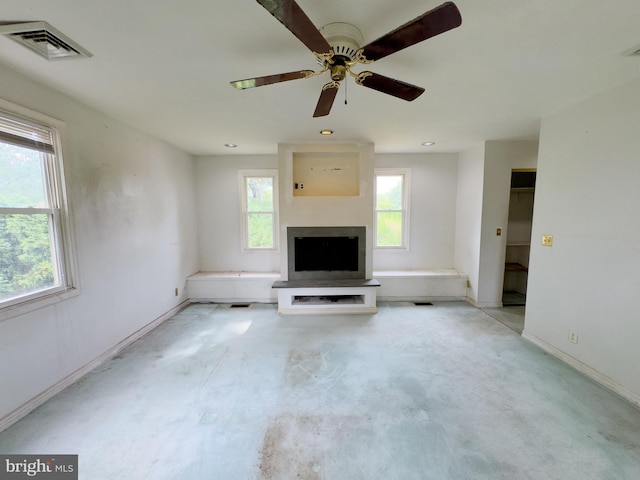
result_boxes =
[313,82,340,117]
[256,0,332,55]
[356,72,425,101]
[359,1,461,62]
[230,70,314,89]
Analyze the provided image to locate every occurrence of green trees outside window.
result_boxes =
[375,173,406,247]
[0,142,57,301]
[0,108,72,310]
[245,176,275,249]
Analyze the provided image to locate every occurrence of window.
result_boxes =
[0,106,75,313]
[374,168,410,248]
[239,170,278,250]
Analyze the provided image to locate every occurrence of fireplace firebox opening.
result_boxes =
[287,226,366,281]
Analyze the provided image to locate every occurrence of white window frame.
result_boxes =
[238,169,279,252]
[374,168,411,250]
[0,100,78,320]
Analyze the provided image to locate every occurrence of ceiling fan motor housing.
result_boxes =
[318,22,364,64]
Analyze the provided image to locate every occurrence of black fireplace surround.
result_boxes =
[287,226,366,281]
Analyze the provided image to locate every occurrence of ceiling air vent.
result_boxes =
[0,21,92,60]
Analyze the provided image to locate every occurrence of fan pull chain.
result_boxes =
[345,78,348,105]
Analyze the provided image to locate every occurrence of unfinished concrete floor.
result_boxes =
[1,302,639,479]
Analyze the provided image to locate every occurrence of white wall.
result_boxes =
[194,150,460,276]
[454,143,486,302]
[374,153,458,271]
[195,154,279,272]
[454,141,538,306]
[477,141,538,307]
[0,64,198,423]
[524,77,640,404]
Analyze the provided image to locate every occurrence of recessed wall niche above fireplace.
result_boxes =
[287,226,366,281]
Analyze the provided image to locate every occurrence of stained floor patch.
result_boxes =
[259,413,366,479]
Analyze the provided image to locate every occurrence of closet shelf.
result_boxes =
[505,262,528,272]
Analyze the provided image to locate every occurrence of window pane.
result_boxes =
[376,175,403,210]
[0,213,57,301]
[376,211,403,247]
[246,177,273,212]
[0,142,47,208]
[248,213,274,248]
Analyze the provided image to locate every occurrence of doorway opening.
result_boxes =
[503,170,536,306]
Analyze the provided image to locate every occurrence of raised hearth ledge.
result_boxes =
[273,278,380,315]
[274,285,378,315]
[272,279,380,289]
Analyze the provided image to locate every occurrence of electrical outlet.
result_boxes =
[568,329,578,344]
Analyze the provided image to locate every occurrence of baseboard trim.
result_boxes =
[0,300,190,433]
[465,296,503,309]
[522,330,640,409]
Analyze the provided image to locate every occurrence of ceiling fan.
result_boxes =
[230,0,462,117]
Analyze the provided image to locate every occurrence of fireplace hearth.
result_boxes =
[275,225,378,314]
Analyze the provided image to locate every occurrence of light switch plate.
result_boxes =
[542,234,553,247]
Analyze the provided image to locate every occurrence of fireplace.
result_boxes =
[287,226,366,281]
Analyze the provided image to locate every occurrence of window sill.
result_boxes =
[0,287,81,322]
[374,246,409,251]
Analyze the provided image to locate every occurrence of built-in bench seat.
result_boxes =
[187,269,468,305]
[187,272,280,303]
[373,269,468,301]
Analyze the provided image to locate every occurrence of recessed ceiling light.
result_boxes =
[422,141,435,146]
[320,130,333,135]
[224,143,238,148]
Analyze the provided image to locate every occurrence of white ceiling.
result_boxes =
[1,0,639,155]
